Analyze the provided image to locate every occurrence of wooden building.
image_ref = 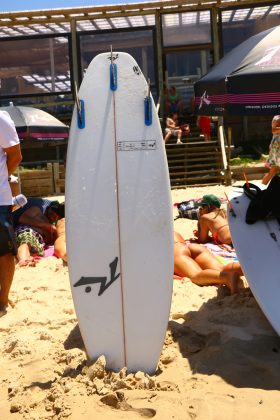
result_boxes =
[0,0,279,172]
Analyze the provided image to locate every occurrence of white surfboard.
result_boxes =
[228,183,280,335]
[65,52,173,373]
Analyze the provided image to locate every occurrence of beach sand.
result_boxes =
[1,182,280,420]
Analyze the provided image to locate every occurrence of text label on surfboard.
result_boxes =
[117,140,156,151]
[73,257,120,296]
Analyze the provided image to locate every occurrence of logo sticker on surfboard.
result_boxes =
[133,65,141,75]
[117,140,156,151]
[107,53,119,61]
[73,257,120,296]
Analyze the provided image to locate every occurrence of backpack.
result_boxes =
[176,200,199,220]
[243,176,280,224]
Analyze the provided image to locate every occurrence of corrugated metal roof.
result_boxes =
[0,0,277,38]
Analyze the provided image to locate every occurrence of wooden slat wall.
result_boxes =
[16,163,66,197]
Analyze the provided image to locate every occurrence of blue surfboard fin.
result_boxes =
[74,82,85,129]
[110,63,118,91]
[144,79,152,126]
[77,99,85,129]
[144,96,152,126]
[110,46,117,91]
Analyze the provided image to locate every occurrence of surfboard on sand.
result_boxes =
[228,183,280,335]
[65,52,174,373]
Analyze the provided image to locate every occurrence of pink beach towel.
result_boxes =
[32,245,55,262]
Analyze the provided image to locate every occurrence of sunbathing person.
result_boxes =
[194,194,232,245]
[13,199,65,267]
[13,198,64,244]
[54,217,67,262]
[174,231,242,294]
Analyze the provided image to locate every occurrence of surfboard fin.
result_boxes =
[74,82,85,129]
[144,78,152,126]
[110,46,118,91]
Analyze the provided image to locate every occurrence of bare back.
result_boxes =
[198,210,232,245]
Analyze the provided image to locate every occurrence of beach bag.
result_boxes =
[176,200,199,220]
[243,176,280,224]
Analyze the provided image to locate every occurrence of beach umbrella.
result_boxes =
[194,25,280,116]
[0,105,69,142]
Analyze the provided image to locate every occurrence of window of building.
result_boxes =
[222,5,280,54]
[162,11,212,47]
[0,36,71,97]
[164,49,212,114]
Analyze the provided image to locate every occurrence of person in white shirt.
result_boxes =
[0,111,22,316]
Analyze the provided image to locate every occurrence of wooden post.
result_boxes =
[211,6,220,65]
[226,127,232,185]
[218,117,231,185]
[47,163,55,195]
[227,127,232,160]
[155,11,164,118]
[70,19,80,89]
[53,162,61,194]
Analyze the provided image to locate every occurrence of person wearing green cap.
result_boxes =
[195,194,233,245]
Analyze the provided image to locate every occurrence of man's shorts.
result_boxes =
[0,206,17,256]
[165,128,179,137]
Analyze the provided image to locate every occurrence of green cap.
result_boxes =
[198,194,221,208]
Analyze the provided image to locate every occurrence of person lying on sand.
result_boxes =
[194,194,232,245]
[174,231,242,295]
[54,218,67,263]
[14,199,65,267]
[13,198,64,245]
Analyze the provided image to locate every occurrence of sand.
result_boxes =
[1,182,280,420]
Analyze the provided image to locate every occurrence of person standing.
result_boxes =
[0,110,22,315]
[262,115,280,185]
[197,115,211,142]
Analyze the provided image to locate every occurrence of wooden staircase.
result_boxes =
[164,115,227,188]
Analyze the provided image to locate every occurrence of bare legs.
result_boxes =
[174,232,241,294]
[54,218,67,262]
[0,253,15,312]
[164,129,182,144]
[16,243,36,267]
[190,269,239,295]
[203,134,211,142]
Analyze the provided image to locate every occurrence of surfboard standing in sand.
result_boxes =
[65,51,173,373]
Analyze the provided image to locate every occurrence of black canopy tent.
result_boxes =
[194,25,280,116]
